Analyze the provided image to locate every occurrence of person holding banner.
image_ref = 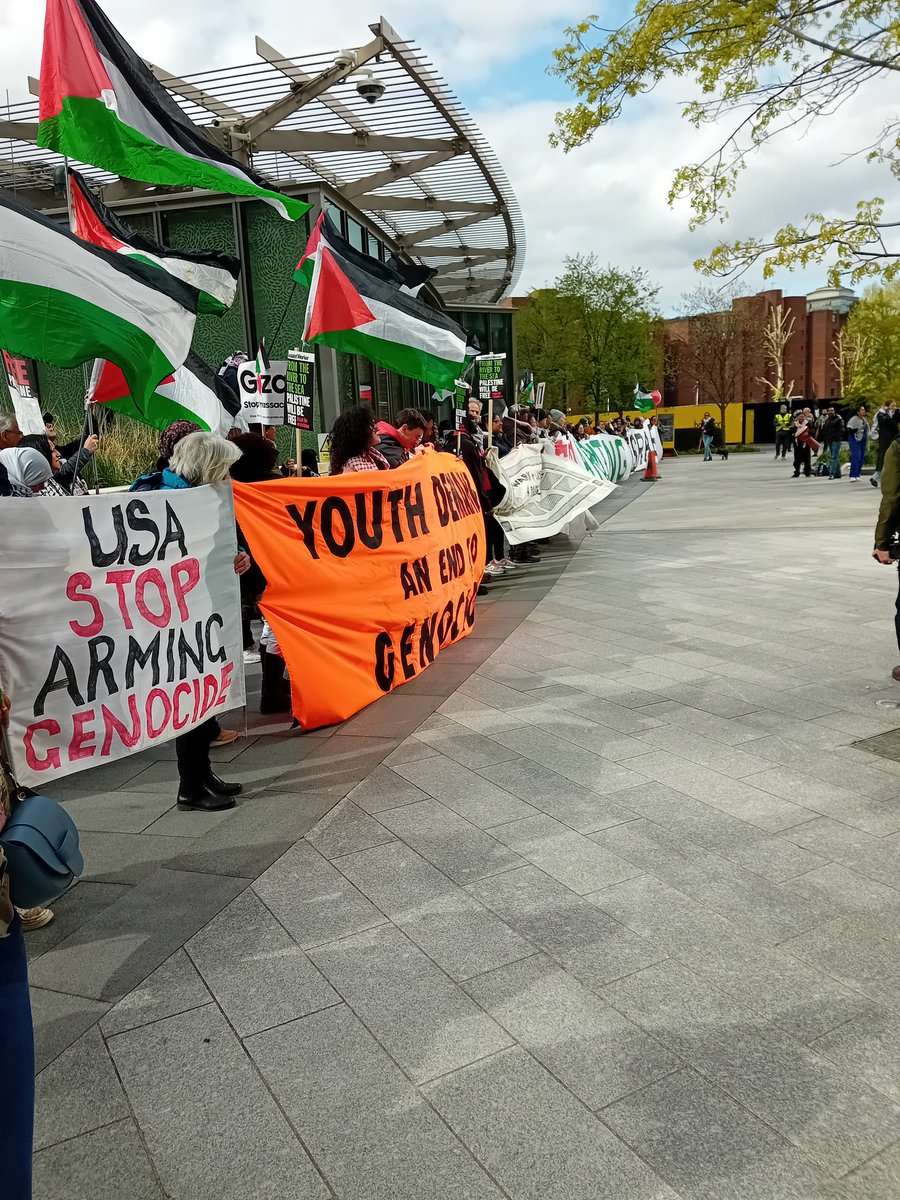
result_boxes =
[375,409,428,467]
[0,446,52,494]
[331,406,391,474]
[133,432,250,810]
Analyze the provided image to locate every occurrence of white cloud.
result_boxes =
[1,2,896,309]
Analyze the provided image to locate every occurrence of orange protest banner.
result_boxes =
[232,450,486,729]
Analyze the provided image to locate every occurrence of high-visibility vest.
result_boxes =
[774,412,791,433]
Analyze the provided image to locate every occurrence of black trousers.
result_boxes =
[775,432,791,458]
[894,567,900,654]
[175,717,219,786]
[793,443,811,476]
[485,513,506,562]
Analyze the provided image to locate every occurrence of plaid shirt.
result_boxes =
[341,448,391,473]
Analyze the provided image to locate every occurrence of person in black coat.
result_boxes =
[873,401,899,487]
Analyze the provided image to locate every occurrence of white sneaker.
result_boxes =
[483,562,505,577]
[243,646,261,664]
[498,558,518,570]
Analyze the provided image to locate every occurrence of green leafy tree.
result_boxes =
[550,2,900,285]
[844,281,900,399]
[514,287,584,408]
[675,285,763,434]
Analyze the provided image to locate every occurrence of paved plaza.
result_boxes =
[28,452,900,1200]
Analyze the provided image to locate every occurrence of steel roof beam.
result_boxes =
[351,194,495,214]
[396,208,497,247]
[256,129,459,155]
[413,246,508,259]
[343,147,465,199]
[0,120,38,141]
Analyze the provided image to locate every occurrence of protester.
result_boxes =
[846,405,870,481]
[820,406,845,480]
[438,416,510,577]
[0,413,21,451]
[229,432,281,483]
[421,412,438,448]
[872,400,899,488]
[0,446,52,494]
[872,436,900,678]
[129,432,249,809]
[492,414,511,457]
[300,448,320,477]
[330,405,391,474]
[791,409,815,478]
[375,408,427,466]
[774,404,792,459]
[153,420,202,472]
[0,681,36,1200]
[699,412,715,461]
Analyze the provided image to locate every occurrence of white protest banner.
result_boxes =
[2,349,45,435]
[575,434,633,483]
[285,350,315,431]
[0,486,245,786]
[494,446,615,544]
[238,358,288,425]
[627,425,653,473]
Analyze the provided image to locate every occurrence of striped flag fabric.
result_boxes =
[0,192,195,408]
[68,169,240,314]
[88,351,245,435]
[295,213,470,391]
[634,383,655,413]
[37,0,309,221]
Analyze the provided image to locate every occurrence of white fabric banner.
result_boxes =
[627,426,653,472]
[494,445,615,544]
[573,434,633,483]
[0,485,245,785]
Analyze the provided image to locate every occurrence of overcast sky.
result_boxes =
[2,1,895,313]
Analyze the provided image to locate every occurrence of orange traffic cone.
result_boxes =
[643,450,660,481]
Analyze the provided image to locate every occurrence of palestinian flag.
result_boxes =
[38,0,309,221]
[0,193,195,407]
[88,350,244,434]
[634,384,655,414]
[68,169,239,314]
[295,213,470,391]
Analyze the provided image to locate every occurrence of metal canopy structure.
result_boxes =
[0,16,524,305]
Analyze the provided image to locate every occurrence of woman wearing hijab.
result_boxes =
[0,447,52,494]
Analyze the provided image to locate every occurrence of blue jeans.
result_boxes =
[829,440,842,478]
[849,436,866,478]
[702,434,713,461]
[0,917,34,1199]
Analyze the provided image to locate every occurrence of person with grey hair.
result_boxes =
[130,432,251,809]
[0,413,21,451]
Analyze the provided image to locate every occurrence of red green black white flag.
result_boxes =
[68,169,240,314]
[38,0,309,221]
[88,351,245,435]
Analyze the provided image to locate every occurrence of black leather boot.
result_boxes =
[177,781,238,812]
[204,772,243,797]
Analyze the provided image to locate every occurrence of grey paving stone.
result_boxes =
[305,798,395,859]
[785,817,900,890]
[605,780,826,882]
[101,948,211,1037]
[267,733,400,795]
[489,726,646,794]
[30,987,109,1074]
[339,689,444,735]
[842,1141,900,1200]
[28,869,247,1002]
[698,676,841,720]
[253,840,386,949]
[48,754,158,800]
[60,790,175,834]
[345,764,433,813]
[746,766,900,836]
[602,1068,845,1200]
[633,679,761,718]
[782,915,900,1009]
[639,725,771,778]
[588,874,749,956]
[247,1004,504,1200]
[633,700,765,745]
[412,720,519,768]
[108,1004,328,1200]
[592,819,833,944]
[811,1010,900,1104]
[744,736,900,801]
[479,758,640,833]
[308,923,513,1081]
[393,753,538,826]
[381,736,440,767]
[334,839,532,980]
[555,692,664,735]
[467,865,665,989]
[185,889,338,1037]
[74,829,188,885]
[141,799,239,838]
[423,1046,678,1200]
[491,813,643,893]
[25,881,132,963]
[373,798,525,883]
[436,691,528,733]
[624,754,810,832]
[34,1024,128,1152]
[32,1119,165,1200]
[168,790,337,878]
[785,862,900,916]
[463,954,682,1109]
[508,705,649,762]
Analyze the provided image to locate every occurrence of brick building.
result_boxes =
[664,285,858,408]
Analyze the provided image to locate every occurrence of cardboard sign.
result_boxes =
[238,359,288,425]
[0,485,245,785]
[476,353,506,406]
[233,452,485,729]
[285,350,315,431]
[2,349,45,435]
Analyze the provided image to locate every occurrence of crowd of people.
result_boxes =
[775,400,896,482]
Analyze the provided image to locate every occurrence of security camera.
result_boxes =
[333,50,357,71]
[353,69,385,104]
